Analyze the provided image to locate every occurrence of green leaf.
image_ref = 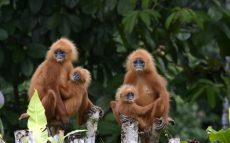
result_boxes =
[12,49,26,63]
[27,44,46,59]
[29,0,43,14]
[176,32,191,41]
[21,59,34,77]
[0,0,9,8]
[122,11,138,33]
[220,23,230,39]
[206,126,230,143]
[27,90,48,143]
[165,13,176,29]
[139,11,151,27]
[117,0,135,16]
[59,18,71,36]
[206,87,217,108]
[142,0,149,9]
[48,13,61,29]
[105,0,117,11]
[67,14,81,33]
[65,0,79,8]
[0,28,8,40]
[208,7,222,21]
[81,0,99,15]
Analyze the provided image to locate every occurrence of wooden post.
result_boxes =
[120,116,168,143]
[85,106,101,143]
[67,105,103,143]
[14,130,34,143]
[120,115,139,143]
[169,138,180,143]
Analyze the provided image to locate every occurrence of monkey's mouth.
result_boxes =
[71,72,81,81]
[133,58,145,71]
[126,92,135,101]
[55,50,66,62]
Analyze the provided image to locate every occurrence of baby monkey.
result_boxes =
[111,85,155,129]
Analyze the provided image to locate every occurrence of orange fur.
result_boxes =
[110,84,154,129]
[28,38,78,125]
[124,49,170,128]
[61,67,93,125]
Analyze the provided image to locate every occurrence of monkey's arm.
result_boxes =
[54,90,69,124]
[110,101,121,124]
[60,81,73,99]
[132,102,154,116]
[64,96,82,117]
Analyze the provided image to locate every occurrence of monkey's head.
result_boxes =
[115,85,138,102]
[47,38,78,63]
[70,67,91,88]
[126,49,155,73]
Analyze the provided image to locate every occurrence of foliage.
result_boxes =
[206,126,230,143]
[0,0,229,142]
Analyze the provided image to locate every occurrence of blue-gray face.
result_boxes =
[71,72,81,81]
[126,92,134,101]
[54,50,65,62]
[133,58,145,71]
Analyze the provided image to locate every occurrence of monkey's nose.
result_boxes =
[126,92,134,101]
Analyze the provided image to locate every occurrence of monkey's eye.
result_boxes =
[126,92,134,101]
[71,72,81,81]
[133,58,145,71]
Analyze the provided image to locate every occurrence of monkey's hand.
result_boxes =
[87,105,104,118]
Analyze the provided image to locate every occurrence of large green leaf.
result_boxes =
[27,90,48,143]
[122,11,138,33]
[139,11,151,27]
[206,126,230,143]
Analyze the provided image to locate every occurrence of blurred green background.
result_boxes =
[0,0,230,142]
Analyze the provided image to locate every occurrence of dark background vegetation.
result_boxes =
[0,0,230,142]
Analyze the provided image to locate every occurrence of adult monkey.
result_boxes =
[28,38,78,125]
[124,49,170,128]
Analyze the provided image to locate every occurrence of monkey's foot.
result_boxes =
[18,112,29,120]
[168,117,175,125]
[120,114,136,124]
[154,117,166,131]
[87,105,104,118]
[138,127,152,137]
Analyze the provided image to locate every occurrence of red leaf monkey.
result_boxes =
[28,38,78,125]
[124,49,170,127]
[110,84,155,129]
[60,67,95,125]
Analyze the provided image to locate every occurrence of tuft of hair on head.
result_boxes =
[126,48,156,72]
[115,84,136,101]
[46,37,79,62]
[59,37,78,62]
